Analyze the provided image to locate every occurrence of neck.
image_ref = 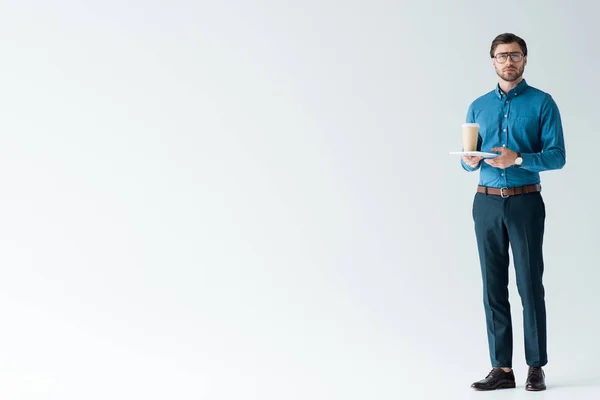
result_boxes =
[498,76,523,94]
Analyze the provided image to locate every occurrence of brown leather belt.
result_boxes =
[477,184,541,198]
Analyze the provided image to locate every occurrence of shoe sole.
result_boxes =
[471,382,516,391]
[525,386,546,391]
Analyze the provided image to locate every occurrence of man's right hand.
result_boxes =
[462,155,483,168]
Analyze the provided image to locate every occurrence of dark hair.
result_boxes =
[490,33,528,58]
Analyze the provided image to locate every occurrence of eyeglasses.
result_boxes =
[493,52,524,63]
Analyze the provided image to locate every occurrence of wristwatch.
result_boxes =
[515,152,523,167]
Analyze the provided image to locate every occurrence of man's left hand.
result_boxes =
[484,147,518,169]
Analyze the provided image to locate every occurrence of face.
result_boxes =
[492,43,527,82]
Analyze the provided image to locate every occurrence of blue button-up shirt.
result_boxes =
[460,79,566,188]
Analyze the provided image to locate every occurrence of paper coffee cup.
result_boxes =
[462,123,479,152]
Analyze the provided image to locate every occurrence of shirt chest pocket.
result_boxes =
[512,115,540,138]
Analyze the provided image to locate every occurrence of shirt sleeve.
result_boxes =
[460,103,483,172]
[520,95,566,172]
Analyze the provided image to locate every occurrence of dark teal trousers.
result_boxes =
[472,191,547,368]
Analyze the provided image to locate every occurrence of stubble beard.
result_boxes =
[496,65,524,82]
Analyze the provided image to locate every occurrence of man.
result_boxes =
[461,33,566,391]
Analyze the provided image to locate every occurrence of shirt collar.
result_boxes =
[495,78,528,99]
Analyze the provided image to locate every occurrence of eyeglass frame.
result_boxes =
[492,52,525,63]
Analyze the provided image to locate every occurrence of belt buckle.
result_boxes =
[500,187,509,198]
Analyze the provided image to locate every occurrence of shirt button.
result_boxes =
[503,129,506,132]
[504,115,508,118]
[501,173,504,176]
[503,144,506,147]
[505,101,509,104]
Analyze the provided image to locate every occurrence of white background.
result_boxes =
[1,1,598,399]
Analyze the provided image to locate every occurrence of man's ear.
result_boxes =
[524,56,528,67]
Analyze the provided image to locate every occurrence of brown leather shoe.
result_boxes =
[471,368,516,391]
[525,367,546,391]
